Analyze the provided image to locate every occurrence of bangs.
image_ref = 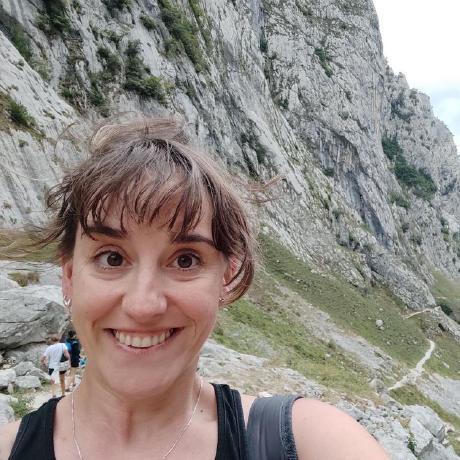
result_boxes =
[69,140,209,240]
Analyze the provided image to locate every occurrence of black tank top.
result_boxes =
[9,384,248,460]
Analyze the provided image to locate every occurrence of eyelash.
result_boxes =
[93,250,202,271]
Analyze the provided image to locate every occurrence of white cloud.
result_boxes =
[373,0,460,151]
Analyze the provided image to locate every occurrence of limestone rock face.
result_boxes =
[0,285,69,349]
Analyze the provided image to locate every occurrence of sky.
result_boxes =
[372,0,460,150]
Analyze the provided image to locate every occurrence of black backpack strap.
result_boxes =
[246,395,302,460]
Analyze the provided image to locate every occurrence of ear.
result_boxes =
[61,258,74,300]
[221,257,240,299]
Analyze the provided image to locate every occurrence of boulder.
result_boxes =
[0,369,16,389]
[409,416,433,456]
[0,402,14,425]
[419,441,459,460]
[12,361,35,376]
[0,285,69,350]
[405,405,446,442]
[27,367,52,382]
[14,375,41,390]
[5,343,47,366]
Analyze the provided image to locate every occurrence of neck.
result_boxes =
[73,366,201,444]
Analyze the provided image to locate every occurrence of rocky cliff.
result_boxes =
[1,0,460,458]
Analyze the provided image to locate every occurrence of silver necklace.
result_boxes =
[71,377,203,460]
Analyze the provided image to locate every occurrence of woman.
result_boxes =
[40,335,70,399]
[0,119,389,459]
[65,331,81,390]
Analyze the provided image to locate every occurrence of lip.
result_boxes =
[106,327,181,352]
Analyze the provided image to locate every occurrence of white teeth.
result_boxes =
[141,337,151,347]
[114,330,172,348]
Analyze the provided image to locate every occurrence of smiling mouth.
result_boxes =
[111,329,176,348]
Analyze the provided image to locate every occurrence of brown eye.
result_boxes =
[106,252,123,266]
[177,254,193,268]
[95,251,124,268]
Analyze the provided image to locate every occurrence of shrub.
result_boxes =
[382,137,402,160]
[125,76,167,102]
[394,155,437,200]
[401,222,409,233]
[38,0,71,35]
[140,14,156,30]
[123,40,169,103]
[323,167,334,177]
[390,192,410,209]
[158,0,206,72]
[102,0,131,10]
[439,301,453,317]
[8,100,35,128]
[10,391,33,418]
[314,47,333,77]
[97,46,122,81]
[0,7,33,62]
[104,29,124,47]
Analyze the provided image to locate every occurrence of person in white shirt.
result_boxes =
[40,335,70,398]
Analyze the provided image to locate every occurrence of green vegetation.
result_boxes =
[240,133,267,165]
[103,29,124,48]
[214,295,373,396]
[8,270,40,287]
[323,167,334,177]
[140,14,156,31]
[258,235,428,366]
[0,7,32,61]
[102,0,132,11]
[8,99,35,128]
[314,47,333,77]
[123,40,169,103]
[425,333,460,379]
[96,46,122,82]
[10,391,33,419]
[188,0,211,48]
[390,192,410,209]
[158,0,206,72]
[37,0,71,35]
[430,270,460,322]
[382,137,437,201]
[407,434,416,455]
[382,137,402,161]
[390,385,460,456]
[394,156,437,200]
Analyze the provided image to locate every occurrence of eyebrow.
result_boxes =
[83,225,216,248]
[83,225,126,239]
[172,233,217,249]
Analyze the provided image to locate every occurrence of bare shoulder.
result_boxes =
[0,420,21,460]
[292,399,390,460]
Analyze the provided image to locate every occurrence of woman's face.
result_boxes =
[62,201,229,396]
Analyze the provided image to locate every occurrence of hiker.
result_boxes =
[39,335,70,398]
[0,119,389,459]
[65,330,81,390]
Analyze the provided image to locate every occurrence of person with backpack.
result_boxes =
[40,335,70,398]
[65,330,81,390]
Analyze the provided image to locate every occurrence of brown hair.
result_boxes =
[41,118,256,302]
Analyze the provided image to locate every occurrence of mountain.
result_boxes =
[1,0,460,458]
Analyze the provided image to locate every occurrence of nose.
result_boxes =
[121,267,167,322]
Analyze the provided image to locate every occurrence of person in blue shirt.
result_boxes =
[65,330,81,390]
